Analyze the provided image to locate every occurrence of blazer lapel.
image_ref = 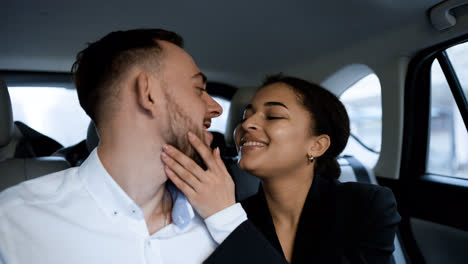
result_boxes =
[291,174,338,263]
[243,175,339,263]
[243,187,285,258]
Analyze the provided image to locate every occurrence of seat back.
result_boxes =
[0,77,16,158]
[53,121,99,166]
[0,157,70,192]
[0,77,70,192]
[225,157,261,201]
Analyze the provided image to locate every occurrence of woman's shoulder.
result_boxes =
[335,181,396,206]
[334,181,401,225]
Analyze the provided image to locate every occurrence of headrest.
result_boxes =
[0,77,14,148]
[86,121,100,152]
[224,87,256,146]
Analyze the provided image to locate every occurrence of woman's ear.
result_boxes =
[308,134,331,158]
[135,72,156,117]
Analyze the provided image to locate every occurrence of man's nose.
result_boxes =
[206,95,223,118]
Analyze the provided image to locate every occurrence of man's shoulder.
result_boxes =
[0,167,79,214]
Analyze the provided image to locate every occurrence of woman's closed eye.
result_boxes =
[240,115,284,122]
[267,116,283,120]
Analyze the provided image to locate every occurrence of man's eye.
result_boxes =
[197,87,206,93]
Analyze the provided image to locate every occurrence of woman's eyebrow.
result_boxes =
[264,101,288,109]
[244,101,288,111]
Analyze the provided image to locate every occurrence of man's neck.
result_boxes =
[97,132,171,234]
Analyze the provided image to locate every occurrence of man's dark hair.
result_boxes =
[72,29,183,125]
[261,74,350,180]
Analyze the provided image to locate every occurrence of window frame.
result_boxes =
[436,51,468,131]
[402,35,468,185]
[388,34,468,263]
[399,33,468,233]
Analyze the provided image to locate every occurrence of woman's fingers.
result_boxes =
[161,139,237,219]
[162,144,206,181]
[164,165,197,198]
[161,151,201,189]
[213,147,231,176]
[187,132,218,170]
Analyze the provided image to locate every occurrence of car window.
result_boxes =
[446,42,468,99]
[209,97,231,134]
[340,74,382,168]
[428,44,468,179]
[8,87,90,147]
[8,86,230,147]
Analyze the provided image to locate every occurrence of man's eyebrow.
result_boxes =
[244,101,288,110]
[192,72,207,84]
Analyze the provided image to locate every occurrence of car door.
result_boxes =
[380,35,468,264]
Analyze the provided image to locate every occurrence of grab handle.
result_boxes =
[429,0,468,30]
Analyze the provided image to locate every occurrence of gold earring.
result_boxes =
[307,154,314,164]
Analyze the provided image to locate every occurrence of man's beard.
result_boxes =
[163,89,207,169]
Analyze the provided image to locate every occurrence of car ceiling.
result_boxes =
[0,0,453,87]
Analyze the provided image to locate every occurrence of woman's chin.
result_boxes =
[238,159,269,178]
[238,159,257,173]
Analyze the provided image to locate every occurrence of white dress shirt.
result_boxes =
[0,149,247,264]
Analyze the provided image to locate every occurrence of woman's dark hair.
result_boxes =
[261,74,350,179]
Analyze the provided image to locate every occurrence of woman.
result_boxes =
[161,74,401,263]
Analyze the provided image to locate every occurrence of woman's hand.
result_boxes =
[160,131,236,219]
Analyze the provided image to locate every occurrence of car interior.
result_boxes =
[1,0,468,263]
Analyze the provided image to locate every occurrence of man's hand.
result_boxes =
[161,131,236,219]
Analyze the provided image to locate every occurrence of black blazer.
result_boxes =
[205,174,401,264]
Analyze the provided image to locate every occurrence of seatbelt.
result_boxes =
[341,155,371,184]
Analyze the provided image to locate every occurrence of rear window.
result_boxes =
[8,86,231,147]
[208,97,231,134]
[9,87,90,146]
[340,74,382,168]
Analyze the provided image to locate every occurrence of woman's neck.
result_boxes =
[262,168,314,227]
[262,168,315,262]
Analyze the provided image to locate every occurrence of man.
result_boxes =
[0,29,253,263]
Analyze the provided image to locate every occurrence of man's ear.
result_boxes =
[135,72,156,117]
[308,134,331,158]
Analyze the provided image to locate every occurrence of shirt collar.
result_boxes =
[79,148,195,229]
